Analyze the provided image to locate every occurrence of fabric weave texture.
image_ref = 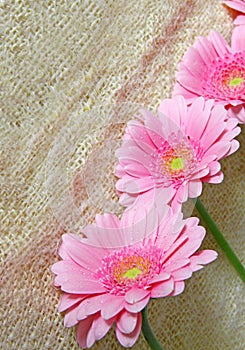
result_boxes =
[1,1,244,349]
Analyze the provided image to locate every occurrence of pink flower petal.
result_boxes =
[77,294,108,320]
[86,322,96,348]
[202,171,224,184]
[58,293,86,312]
[82,224,120,249]
[124,162,150,177]
[60,234,104,270]
[190,250,218,271]
[119,190,172,246]
[65,312,81,330]
[185,97,212,139]
[116,177,154,194]
[185,217,200,228]
[114,163,127,178]
[221,126,241,142]
[223,0,245,14]
[116,144,153,167]
[148,111,181,141]
[101,295,125,320]
[52,260,78,275]
[209,30,231,57]
[94,213,120,229]
[127,119,158,152]
[119,192,137,207]
[232,24,245,51]
[80,314,112,348]
[150,278,174,298]
[174,184,189,204]
[56,276,105,294]
[124,295,150,313]
[152,211,184,251]
[158,95,187,128]
[163,259,190,274]
[180,48,206,77]
[190,167,209,180]
[187,180,203,198]
[200,106,227,149]
[92,315,115,341]
[64,304,81,327]
[125,288,150,304]
[116,313,142,347]
[117,311,138,334]
[205,141,231,159]
[141,110,169,147]
[176,67,204,94]
[206,161,221,176]
[76,316,94,349]
[120,199,152,245]
[149,271,171,284]
[228,139,240,155]
[194,34,220,64]
[58,242,71,261]
[173,82,198,102]
[158,109,181,139]
[127,116,162,154]
[171,266,193,281]
[162,226,206,265]
[234,15,245,25]
[83,218,127,250]
[53,261,105,294]
[171,281,185,296]
[202,123,226,151]
[228,103,245,123]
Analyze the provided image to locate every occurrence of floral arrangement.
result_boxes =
[51,2,245,349]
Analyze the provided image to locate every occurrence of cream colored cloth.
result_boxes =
[1,1,244,349]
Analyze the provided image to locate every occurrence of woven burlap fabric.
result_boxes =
[1,0,244,349]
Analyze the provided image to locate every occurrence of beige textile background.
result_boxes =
[1,0,245,349]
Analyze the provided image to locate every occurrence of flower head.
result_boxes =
[173,30,245,123]
[115,96,240,208]
[52,203,217,348]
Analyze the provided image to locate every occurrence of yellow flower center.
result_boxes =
[123,267,142,279]
[161,147,187,176]
[171,157,184,170]
[113,255,150,282]
[229,77,243,87]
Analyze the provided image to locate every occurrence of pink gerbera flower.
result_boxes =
[115,96,240,208]
[173,30,245,123]
[52,203,217,348]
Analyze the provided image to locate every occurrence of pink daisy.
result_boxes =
[173,30,245,123]
[115,96,240,208]
[52,203,217,349]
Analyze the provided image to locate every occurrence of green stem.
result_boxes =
[195,198,245,283]
[141,304,165,350]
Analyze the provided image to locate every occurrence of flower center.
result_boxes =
[97,245,162,295]
[149,132,202,189]
[113,254,150,282]
[171,156,184,170]
[202,51,245,101]
[123,267,142,279]
[229,77,243,87]
[161,147,189,180]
